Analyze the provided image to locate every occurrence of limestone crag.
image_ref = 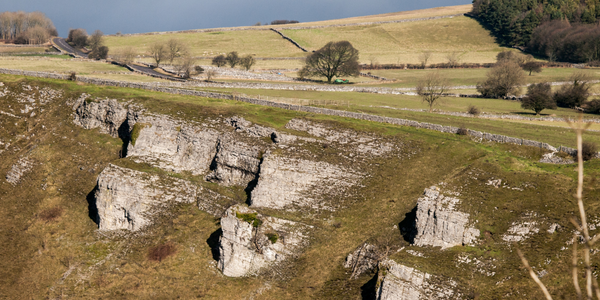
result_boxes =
[376,259,457,300]
[413,186,479,249]
[502,212,540,242]
[5,156,33,185]
[126,115,220,175]
[94,164,201,231]
[218,204,308,277]
[72,95,128,137]
[205,134,263,186]
[285,118,394,156]
[344,243,380,279]
[250,153,361,210]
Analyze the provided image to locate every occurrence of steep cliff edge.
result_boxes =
[218,204,309,277]
[412,186,479,249]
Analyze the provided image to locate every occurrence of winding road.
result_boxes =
[52,37,183,81]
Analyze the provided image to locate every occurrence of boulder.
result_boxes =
[94,164,200,231]
[376,259,456,300]
[218,204,308,277]
[250,154,360,210]
[72,95,128,138]
[205,134,263,186]
[344,243,380,279]
[413,186,479,249]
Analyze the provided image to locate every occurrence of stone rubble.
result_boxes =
[5,156,33,185]
[413,186,480,249]
[344,243,380,279]
[502,212,540,243]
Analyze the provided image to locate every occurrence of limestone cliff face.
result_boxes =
[412,186,479,249]
[126,115,220,175]
[250,153,360,210]
[218,204,308,277]
[72,95,128,138]
[94,164,200,231]
[376,259,456,300]
[205,134,263,186]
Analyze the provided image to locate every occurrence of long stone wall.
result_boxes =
[0,67,589,155]
[270,28,308,52]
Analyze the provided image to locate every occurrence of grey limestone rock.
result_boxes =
[502,212,540,242]
[250,153,361,210]
[218,204,308,277]
[376,259,457,300]
[6,156,33,185]
[72,95,128,138]
[94,164,200,231]
[205,134,263,186]
[344,243,380,279]
[413,186,479,249]
[126,115,220,175]
[226,116,274,138]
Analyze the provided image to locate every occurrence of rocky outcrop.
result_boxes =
[126,115,220,175]
[250,153,361,210]
[345,243,380,279]
[94,164,202,231]
[218,204,308,277]
[376,259,457,300]
[502,212,540,242]
[5,156,33,185]
[205,134,263,186]
[413,186,479,249]
[72,95,128,138]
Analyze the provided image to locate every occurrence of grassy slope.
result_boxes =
[0,74,599,299]
[282,15,508,65]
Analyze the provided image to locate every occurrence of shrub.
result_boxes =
[467,105,480,115]
[211,55,226,67]
[477,60,524,98]
[581,141,598,161]
[553,72,592,108]
[236,212,262,227]
[148,242,176,262]
[457,127,469,135]
[520,82,556,115]
[584,99,600,114]
[266,233,279,244]
[68,72,77,81]
[39,207,63,221]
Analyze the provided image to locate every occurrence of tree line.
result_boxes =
[471,0,600,62]
[0,11,57,44]
[67,29,109,60]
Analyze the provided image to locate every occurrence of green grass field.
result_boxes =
[0,57,129,75]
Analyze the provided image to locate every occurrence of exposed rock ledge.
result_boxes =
[376,259,457,300]
[218,204,309,277]
[413,186,479,249]
[94,164,224,231]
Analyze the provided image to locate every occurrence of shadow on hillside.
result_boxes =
[361,272,378,300]
[86,185,100,227]
[398,206,417,244]
[206,228,222,261]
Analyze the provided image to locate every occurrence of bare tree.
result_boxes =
[476,60,525,98]
[240,55,255,71]
[416,72,450,112]
[212,55,226,67]
[445,51,461,67]
[298,40,360,83]
[419,51,432,68]
[167,38,187,64]
[113,46,136,65]
[0,11,56,42]
[173,55,197,79]
[206,69,217,81]
[88,30,103,52]
[148,43,167,67]
[225,51,240,68]
[67,28,88,48]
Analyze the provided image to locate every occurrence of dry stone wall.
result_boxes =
[0,67,593,156]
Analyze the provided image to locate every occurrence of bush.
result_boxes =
[457,127,469,135]
[68,72,76,81]
[148,242,176,262]
[520,82,556,115]
[582,141,598,161]
[584,99,600,114]
[266,233,279,244]
[477,60,524,98]
[467,105,480,115]
[236,212,262,227]
[553,72,592,108]
[212,55,226,67]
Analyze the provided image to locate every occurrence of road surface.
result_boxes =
[52,38,88,58]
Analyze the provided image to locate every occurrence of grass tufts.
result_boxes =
[236,211,262,227]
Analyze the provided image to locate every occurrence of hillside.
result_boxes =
[103,4,510,66]
[1,74,599,299]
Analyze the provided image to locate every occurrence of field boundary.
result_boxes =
[0,67,589,156]
[270,28,308,52]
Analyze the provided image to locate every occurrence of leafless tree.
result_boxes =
[113,46,136,65]
[173,55,197,79]
[477,60,524,98]
[225,51,240,68]
[205,69,217,81]
[298,40,360,83]
[167,38,187,64]
[419,51,432,68]
[240,55,255,71]
[0,11,56,42]
[416,72,450,112]
[445,51,461,67]
[148,43,167,67]
[88,30,103,52]
[67,28,88,48]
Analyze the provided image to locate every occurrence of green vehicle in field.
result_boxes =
[333,79,350,84]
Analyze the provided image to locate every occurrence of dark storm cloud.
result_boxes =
[4,0,471,37]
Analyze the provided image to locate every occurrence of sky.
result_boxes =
[5,0,471,37]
